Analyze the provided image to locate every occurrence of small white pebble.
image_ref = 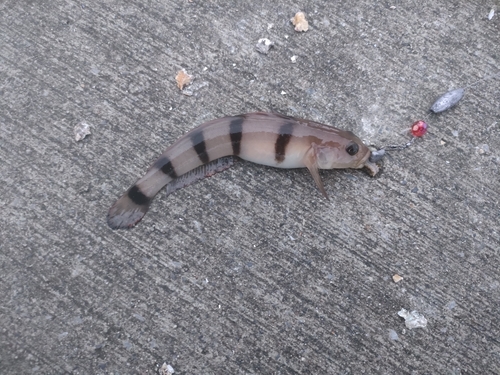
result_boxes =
[255,38,274,54]
[74,122,91,141]
[488,8,495,20]
[291,55,298,63]
[281,90,287,95]
[159,362,175,375]
[398,308,428,329]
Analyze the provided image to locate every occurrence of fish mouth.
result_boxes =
[359,150,380,176]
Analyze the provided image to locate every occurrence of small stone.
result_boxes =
[74,122,91,141]
[159,363,175,375]
[291,55,298,63]
[488,8,495,20]
[398,308,428,329]
[255,38,274,54]
[392,274,403,283]
[477,144,490,155]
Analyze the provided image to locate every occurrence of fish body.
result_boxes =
[108,112,379,229]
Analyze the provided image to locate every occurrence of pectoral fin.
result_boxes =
[303,145,329,200]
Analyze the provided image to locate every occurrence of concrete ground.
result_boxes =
[1,0,499,373]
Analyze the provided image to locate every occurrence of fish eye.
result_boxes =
[346,143,359,156]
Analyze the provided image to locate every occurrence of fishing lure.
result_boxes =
[372,72,500,156]
[430,88,465,113]
[429,71,500,113]
[107,112,380,229]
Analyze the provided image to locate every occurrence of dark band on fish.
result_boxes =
[191,131,210,164]
[229,116,244,156]
[127,185,151,206]
[154,156,178,179]
[275,122,294,163]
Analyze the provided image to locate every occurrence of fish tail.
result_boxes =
[107,185,151,229]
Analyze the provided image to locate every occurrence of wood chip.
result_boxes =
[392,274,403,283]
[291,12,309,32]
[175,69,193,90]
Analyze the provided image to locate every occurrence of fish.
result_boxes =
[107,112,379,229]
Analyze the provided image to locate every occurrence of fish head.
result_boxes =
[315,130,378,175]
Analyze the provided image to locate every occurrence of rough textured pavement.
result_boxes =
[1,1,499,374]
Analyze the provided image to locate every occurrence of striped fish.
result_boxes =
[107,112,379,229]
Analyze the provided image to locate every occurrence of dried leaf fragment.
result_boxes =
[291,12,309,32]
[175,69,193,90]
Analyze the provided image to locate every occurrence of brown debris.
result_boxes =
[175,69,193,90]
[392,274,403,283]
[291,12,309,32]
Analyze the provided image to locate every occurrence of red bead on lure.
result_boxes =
[411,120,428,137]
[369,72,500,163]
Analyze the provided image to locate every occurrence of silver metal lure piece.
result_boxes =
[368,149,386,163]
[369,137,418,163]
[430,88,465,113]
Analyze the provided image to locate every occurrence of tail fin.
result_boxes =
[107,186,151,229]
[107,157,235,229]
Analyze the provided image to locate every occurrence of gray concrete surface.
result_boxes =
[1,0,499,373]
